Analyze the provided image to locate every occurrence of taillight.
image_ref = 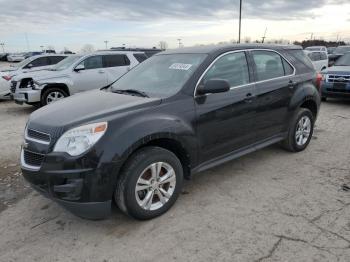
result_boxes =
[2,75,12,81]
[315,73,322,91]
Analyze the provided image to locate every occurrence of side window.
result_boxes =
[202,52,249,88]
[27,57,49,68]
[282,59,294,75]
[103,55,130,68]
[48,56,65,65]
[251,51,285,81]
[79,56,103,70]
[320,52,327,60]
[133,53,148,63]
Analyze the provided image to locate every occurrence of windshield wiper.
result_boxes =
[113,89,149,98]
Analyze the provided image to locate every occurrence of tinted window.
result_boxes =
[103,55,130,68]
[282,59,294,75]
[320,52,327,60]
[202,52,249,87]
[48,56,66,65]
[27,57,49,68]
[288,50,314,70]
[133,53,148,63]
[251,51,285,81]
[79,56,103,70]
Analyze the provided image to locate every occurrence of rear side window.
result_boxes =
[308,52,321,61]
[251,51,286,81]
[282,59,294,75]
[133,53,148,63]
[48,56,66,65]
[287,50,314,70]
[28,57,49,68]
[103,55,130,68]
[320,52,327,60]
[202,52,250,87]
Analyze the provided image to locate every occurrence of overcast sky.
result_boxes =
[0,0,349,52]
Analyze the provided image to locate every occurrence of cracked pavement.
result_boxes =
[0,99,349,262]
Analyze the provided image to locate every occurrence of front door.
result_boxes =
[195,51,257,163]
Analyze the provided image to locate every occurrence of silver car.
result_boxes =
[0,54,67,99]
[11,51,148,106]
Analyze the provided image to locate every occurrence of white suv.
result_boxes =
[0,54,67,99]
[11,51,148,106]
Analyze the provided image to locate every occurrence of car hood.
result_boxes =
[28,89,162,137]
[323,66,350,74]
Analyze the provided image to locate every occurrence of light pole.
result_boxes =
[238,0,242,43]
[40,45,44,51]
[0,43,5,53]
[177,38,182,48]
[104,40,108,49]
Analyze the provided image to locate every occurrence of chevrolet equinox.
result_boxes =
[21,44,321,220]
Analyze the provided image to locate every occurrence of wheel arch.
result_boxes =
[41,83,70,96]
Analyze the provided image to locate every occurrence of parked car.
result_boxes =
[109,47,162,57]
[328,46,350,66]
[11,51,147,106]
[24,52,43,59]
[0,53,9,61]
[1,54,67,100]
[304,50,328,72]
[327,47,336,55]
[305,46,327,52]
[20,44,321,220]
[7,53,26,62]
[43,49,56,54]
[320,52,350,101]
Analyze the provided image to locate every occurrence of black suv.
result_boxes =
[21,44,321,220]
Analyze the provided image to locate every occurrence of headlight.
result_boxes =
[53,122,108,156]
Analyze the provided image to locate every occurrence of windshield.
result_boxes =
[334,53,350,66]
[111,53,207,98]
[334,46,350,54]
[52,55,82,71]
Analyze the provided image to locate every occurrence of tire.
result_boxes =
[321,96,327,102]
[115,146,184,220]
[282,108,314,152]
[41,87,68,106]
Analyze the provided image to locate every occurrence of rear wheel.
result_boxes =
[115,147,183,220]
[41,88,68,106]
[282,108,314,152]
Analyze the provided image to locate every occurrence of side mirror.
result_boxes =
[196,79,230,95]
[74,64,85,72]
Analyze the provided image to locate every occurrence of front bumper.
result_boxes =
[321,82,350,99]
[12,89,41,104]
[21,149,120,220]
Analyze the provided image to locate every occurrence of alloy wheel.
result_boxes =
[46,91,65,104]
[295,115,311,146]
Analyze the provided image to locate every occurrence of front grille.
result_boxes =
[23,150,45,167]
[327,88,350,93]
[327,75,350,83]
[10,81,17,93]
[27,129,51,143]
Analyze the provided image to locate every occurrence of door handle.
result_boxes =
[98,70,105,74]
[244,93,254,103]
[288,80,297,89]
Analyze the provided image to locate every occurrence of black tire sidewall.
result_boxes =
[291,109,314,152]
[120,147,183,220]
[41,88,68,106]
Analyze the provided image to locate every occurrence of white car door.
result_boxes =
[71,55,108,93]
[103,54,134,84]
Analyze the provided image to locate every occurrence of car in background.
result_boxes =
[0,54,67,99]
[320,52,350,101]
[327,47,336,55]
[43,49,56,54]
[11,51,147,106]
[0,53,9,61]
[328,46,350,66]
[24,52,43,59]
[304,50,328,72]
[305,46,327,52]
[7,53,26,62]
[109,47,162,57]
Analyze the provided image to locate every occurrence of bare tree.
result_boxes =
[80,44,95,53]
[158,41,168,50]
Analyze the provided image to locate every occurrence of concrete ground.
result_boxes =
[0,99,349,262]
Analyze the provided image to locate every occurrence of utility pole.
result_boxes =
[310,33,313,41]
[261,27,267,43]
[177,38,182,48]
[0,43,5,53]
[104,40,108,49]
[40,45,44,51]
[238,0,242,43]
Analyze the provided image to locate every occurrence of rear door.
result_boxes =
[249,50,298,141]
[195,51,257,163]
[102,54,131,84]
[72,55,108,92]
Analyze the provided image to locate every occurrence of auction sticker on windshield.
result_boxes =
[169,63,192,70]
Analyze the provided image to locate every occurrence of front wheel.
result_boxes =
[115,147,184,220]
[282,108,314,152]
[41,88,68,106]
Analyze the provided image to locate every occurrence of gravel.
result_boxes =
[0,98,349,262]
